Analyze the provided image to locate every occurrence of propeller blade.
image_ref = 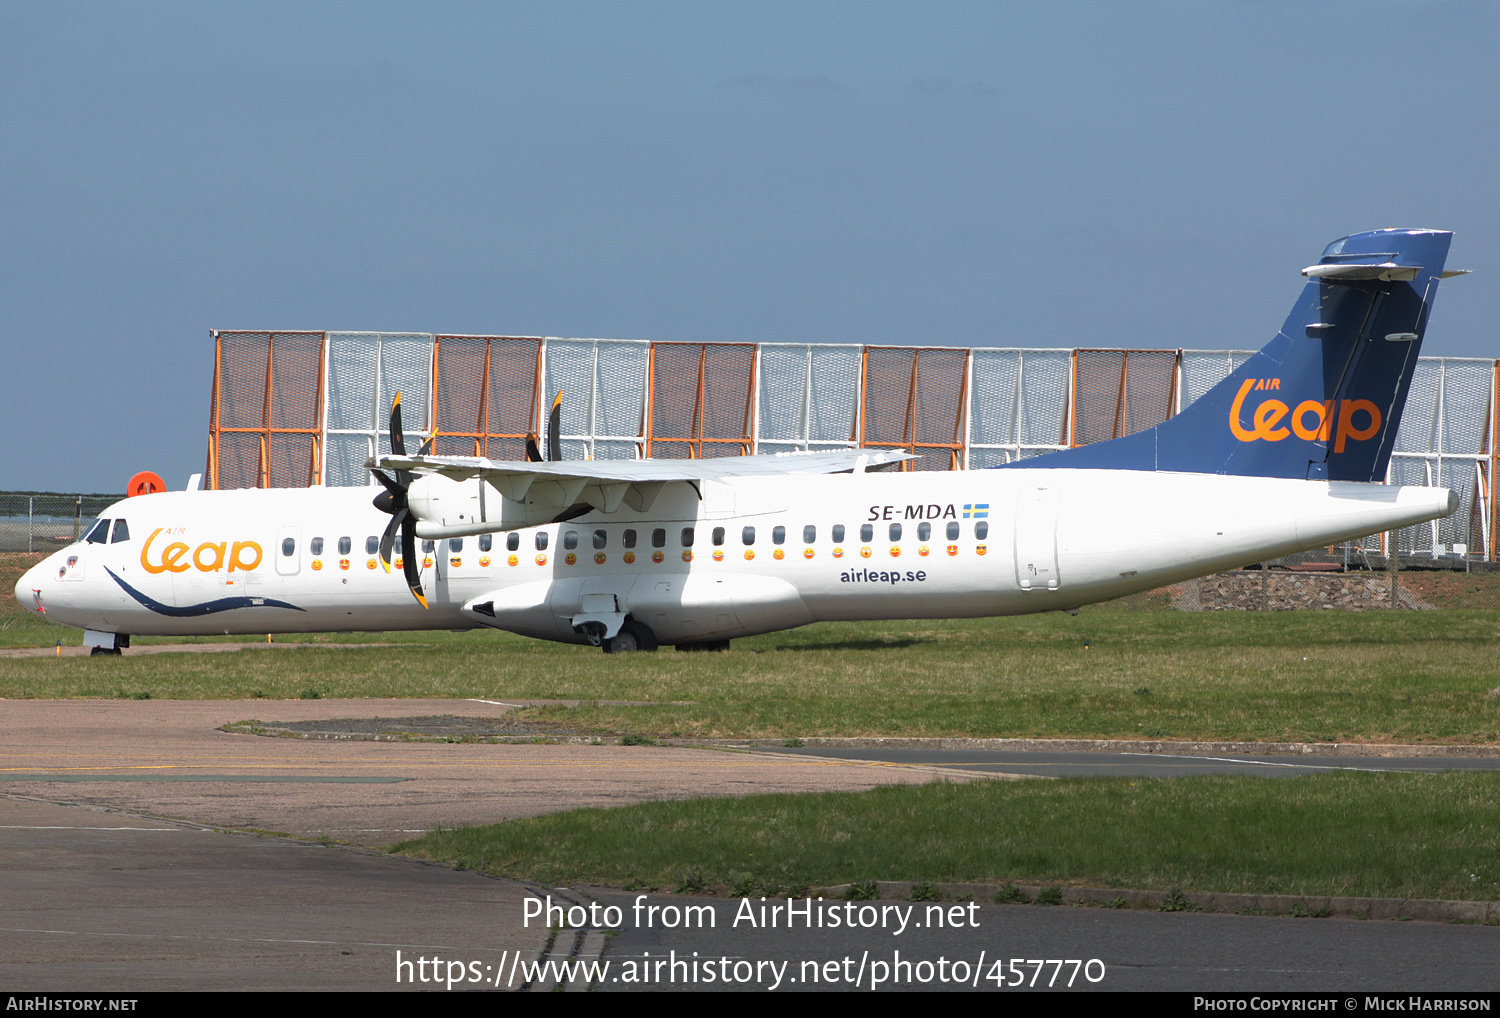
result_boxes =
[371,391,422,600]
[401,513,427,609]
[378,508,405,574]
[547,391,562,462]
[525,433,543,462]
[371,469,402,498]
[389,391,407,457]
[417,432,435,456]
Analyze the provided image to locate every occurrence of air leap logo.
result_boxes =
[1229,378,1381,453]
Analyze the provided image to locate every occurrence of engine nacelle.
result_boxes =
[407,475,557,538]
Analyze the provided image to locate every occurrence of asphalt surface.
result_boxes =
[1,797,539,992]
[3,699,1498,993]
[747,745,1500,778]
[0,698,960,992]
[581,889,1500,993]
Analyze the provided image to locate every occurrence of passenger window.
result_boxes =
[393,535,404,555]
[946,521,960,541]
[535,532,549,551]
[772,526,786,545]
[310,537,324,556]
[593,530,607,550]
[338,536,352,555]
[652,528,666,548]
[832,524,845,543]
[975,521,989,540]
[563,531,578,550]
[450,538,463,553]
[422,540,435,554]
[479,534,493,552]
[110,520,130,543]
[742,526,756,545]
[623,529,637,549]
[281,538,295,556]
[889,523,902,542]
[712,527,725,546]
[365,535,379,555]
[84,519,110,544]
[803,525,816,544]
[504,533,518,552]
[918,522,931,542]
[860,524,873,542]
[681,528,694,547]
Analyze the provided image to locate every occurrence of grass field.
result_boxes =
[5,552,1500,744]
[396,771,1500,902]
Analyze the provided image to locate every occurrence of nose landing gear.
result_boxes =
[84,631,130,656]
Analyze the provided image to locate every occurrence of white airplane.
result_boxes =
[17,228,1467,655]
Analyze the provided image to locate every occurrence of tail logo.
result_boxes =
[1229,379,1381,452]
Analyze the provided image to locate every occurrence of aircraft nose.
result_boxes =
[16,559,48,617]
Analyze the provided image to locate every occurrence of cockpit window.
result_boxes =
[84,519,110,544]
[1322,237,1348,258]
[110,520,131,543]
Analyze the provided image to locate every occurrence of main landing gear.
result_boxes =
[602,621,658,655]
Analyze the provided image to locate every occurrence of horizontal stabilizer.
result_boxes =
[1301,261,1422,282]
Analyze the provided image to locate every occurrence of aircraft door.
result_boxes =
[1014,487,1060,591]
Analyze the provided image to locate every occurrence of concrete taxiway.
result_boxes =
[0,698,961,991]
[0,699,957,845]
[4,698,1498,991]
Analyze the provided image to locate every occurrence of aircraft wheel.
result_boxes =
[603,621,658,654]
[602,629,638,654]
[89,646,121,657]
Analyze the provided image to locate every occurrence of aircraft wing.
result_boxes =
[368,447,916,515]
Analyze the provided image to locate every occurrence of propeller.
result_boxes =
[525,392,564,463]
[370,391,432,609]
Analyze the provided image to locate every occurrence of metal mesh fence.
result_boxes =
[856,347,968,469]
[430,336,541,460]
[322,332,432,486]
[541,338,651,460]
[209,332,325,489]
[756,344,862,455]
[968,348,1071,467]
[1179,350,1255,412]
[646,342,754,458]
[1072,349,1177,445]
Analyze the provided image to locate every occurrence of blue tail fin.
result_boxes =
[1008,229,1456,482]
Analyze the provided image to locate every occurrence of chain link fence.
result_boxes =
[0,493,119,553]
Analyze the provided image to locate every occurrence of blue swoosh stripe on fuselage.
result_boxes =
[106,567,307,617]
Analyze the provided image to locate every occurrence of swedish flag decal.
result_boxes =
[963,503,989,519]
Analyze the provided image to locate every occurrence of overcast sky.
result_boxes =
[3,0,1497,492]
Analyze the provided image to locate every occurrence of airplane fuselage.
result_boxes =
[18,469,1455,647]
